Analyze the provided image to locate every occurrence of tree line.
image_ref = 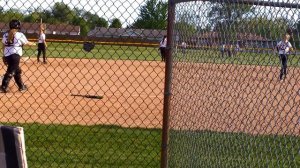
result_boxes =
[0,0,168,35]
[1,0,298,45]
[176,2,300,46]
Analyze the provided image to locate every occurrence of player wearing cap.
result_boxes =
[1,19,36,93]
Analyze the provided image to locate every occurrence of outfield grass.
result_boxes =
[12,123,161,168]
[3,123,299,167]
[23,42,161,61]
[23,42,300,67]
[169,130,300,168]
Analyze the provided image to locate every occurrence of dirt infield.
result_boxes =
[0,58,299,135]
[170,62,300,135]
[0,58,165,128]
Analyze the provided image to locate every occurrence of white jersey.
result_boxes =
[277,41,292,55]
[38,33,46,43]
[160,38,167,48]
[2,32,28,57]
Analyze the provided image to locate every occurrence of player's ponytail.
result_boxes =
[7,19,21,44]
[8,29,17,44]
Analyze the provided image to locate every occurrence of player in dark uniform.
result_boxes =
[1,19,36,93]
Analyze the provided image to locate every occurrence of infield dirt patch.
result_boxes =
[0,58,299,135]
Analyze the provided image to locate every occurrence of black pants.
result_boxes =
[159,47,166,62]
[220,50,225,57]
[37,43,46,62]
[1,54,24,90]
[279,54,288,80]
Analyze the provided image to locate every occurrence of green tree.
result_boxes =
[72,17,89,35]
[51,2,76,23]
[174,11,197,42]
[23,11,41,22]
[0,9,23,22]
[208,2,254,42]
[83,11,108,28]
[95,17,108,28]
[237,17,290,40]
[132,0,167,29]
[109,18,122,28]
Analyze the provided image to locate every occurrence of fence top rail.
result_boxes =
[173,0,300,8]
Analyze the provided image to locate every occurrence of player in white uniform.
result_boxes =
[37,24,47,63]
[159,35,167,62]
[275,33,293,81]
[181,41,187,55]
[1,20,36,93]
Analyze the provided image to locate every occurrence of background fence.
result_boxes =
[0,0,167,167]
[167,0,300,167]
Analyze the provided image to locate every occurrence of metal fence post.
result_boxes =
[160,0,175,168]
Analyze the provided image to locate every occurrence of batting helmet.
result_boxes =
[9,19,21,29]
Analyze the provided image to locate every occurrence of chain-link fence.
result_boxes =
[2,0,300,167]
[0,0,168,167]
[167,0,300,167]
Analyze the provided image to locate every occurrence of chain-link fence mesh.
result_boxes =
[0,0,168,167]
[168,0,300,167]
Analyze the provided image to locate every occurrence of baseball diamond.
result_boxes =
[1,0,300,167]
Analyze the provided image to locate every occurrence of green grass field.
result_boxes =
[23,42,300,67]
[169,130,300,168]
[4,123,299,167]
[12,123,161,168]
[23,42,161,61]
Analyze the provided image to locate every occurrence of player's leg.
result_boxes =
[279,54,286,80]
[160,48,165,61]
[0,55,17,92]
[12,55,26,91]
[282,54,288,78]
[37,43,42,62]
[42,44,46,63]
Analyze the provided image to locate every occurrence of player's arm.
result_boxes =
[289,42,294,52]
[23,41,36,46]
[43,34,47,48]
[20,34,36,46]
[1,43,4,55]
[2,43,7,65]
[274,41,280,52]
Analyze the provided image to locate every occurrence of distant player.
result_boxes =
[181,41,187,55]
[37,23,47,64]
[220,44,225,57]
[227,44,233,57]
[275,33,293,81]
[159,35,167,62]
[1,19,36,93]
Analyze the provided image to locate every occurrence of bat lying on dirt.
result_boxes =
[71,94,103,99]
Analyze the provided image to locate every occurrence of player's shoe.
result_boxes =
[0,85,7,93]
[19,85,27,93]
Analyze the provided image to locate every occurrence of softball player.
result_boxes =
[37,24,47,64]
[1,19,36,93]
[159,35,167,62]
[275,33,293,81]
